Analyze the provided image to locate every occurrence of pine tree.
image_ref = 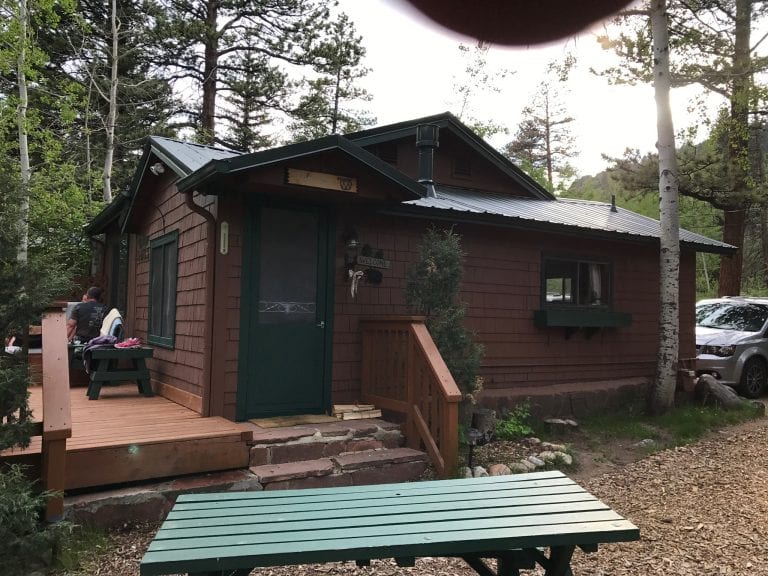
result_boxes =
[152,0,344,146]
[405,228,483,405]
[290,13,374,141]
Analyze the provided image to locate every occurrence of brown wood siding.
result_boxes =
[372,135,536,197]
[211,191,244,420]
[128,174,212,412]
[330,209,697,403]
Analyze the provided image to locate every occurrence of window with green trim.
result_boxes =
[148,230,178,347]
[543,257,610,307]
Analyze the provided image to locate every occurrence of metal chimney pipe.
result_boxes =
[416,124,439,197]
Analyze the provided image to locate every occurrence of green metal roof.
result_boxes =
[390,185,735,254]
[85,115,734,256]
[86,137,242,234]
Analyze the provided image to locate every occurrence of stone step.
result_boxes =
[248,418,405,467]
[64,449,428,528]
[249,447,428,490]
[64,469,263,528]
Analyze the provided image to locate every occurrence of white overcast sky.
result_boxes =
[336,0,722,176]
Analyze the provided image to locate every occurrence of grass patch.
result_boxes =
[52,524,112,575]
[579,399,763,447]
[655,403,763,443]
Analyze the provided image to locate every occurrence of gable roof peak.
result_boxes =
[347,112,555,201]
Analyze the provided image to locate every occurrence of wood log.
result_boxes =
[694,374,746,409]
[471,408,497,443]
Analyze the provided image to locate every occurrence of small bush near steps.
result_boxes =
[494,402,534,440]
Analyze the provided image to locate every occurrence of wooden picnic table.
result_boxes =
[140,471,639,576]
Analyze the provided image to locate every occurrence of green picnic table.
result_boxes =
[140,471,639,576]
[86,346,154,400]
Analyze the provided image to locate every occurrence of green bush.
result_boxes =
[0,465,66,575]
[495,402,534,440]
[0,359,35,451]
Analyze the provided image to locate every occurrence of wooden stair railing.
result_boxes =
[39,304,72,521]
[360,316,461,478]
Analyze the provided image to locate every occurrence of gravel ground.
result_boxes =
[62,415,768,576]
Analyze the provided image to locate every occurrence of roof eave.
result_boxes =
[383,203,736,254]
[177,135,426,199]
[83,195,128,235]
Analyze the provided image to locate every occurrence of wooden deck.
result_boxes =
[2,383,253,491]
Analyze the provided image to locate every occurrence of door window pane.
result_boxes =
[258,208,318,324]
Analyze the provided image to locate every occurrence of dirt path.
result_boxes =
[61,415,768,576]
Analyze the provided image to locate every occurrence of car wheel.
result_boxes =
[739,357,767,399]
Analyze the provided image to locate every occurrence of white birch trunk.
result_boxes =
[102,0,119,203]
[16,0,30,264]
[650,0,681,414]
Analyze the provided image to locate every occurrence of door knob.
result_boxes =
[317,320,325,328]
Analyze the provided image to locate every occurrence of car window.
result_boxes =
[696,302,768,332]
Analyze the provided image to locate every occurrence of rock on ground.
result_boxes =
[57,417,768,576]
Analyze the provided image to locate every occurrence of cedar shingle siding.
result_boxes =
[129,177,212,404]
[327,210,695,404]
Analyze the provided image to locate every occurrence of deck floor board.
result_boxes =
[3,384,254,489]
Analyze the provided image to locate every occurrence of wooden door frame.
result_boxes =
[236,199,336,421]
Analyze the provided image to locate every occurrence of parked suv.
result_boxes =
[695,297,768,398]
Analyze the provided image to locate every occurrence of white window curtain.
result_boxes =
[588,264,602,304]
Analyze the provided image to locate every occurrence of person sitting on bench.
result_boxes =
[67,286,107,344]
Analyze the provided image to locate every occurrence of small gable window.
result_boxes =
[543,257,610,307]
[148,230,179,347]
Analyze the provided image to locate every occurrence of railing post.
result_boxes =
[41,304,72,522]
[405,331,418,450]
[441,400,459,476]
[359,317,460,479]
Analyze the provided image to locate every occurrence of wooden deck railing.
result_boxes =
[39,304,72,521]
[360,316,461,478]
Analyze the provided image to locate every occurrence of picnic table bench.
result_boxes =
[140,471,639,576]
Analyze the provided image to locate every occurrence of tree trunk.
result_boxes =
[331,67,341,134]
[650,0,680,415]
[200,0,219,144]
[102,0,119,203]
[718,208,745,296]
[719,0,752,297]
[762,206,768,287]
[16,0,30,264]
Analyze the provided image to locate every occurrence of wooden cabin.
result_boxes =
[87,112,732,422]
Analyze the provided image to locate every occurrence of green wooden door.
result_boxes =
[240,204,331,418]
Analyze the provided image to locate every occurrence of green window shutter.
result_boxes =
[148,230,179,348]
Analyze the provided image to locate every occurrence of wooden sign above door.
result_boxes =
[286,168,358,193]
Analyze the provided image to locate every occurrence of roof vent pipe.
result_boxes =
[610,194,618,213]
[416,124,439,198]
